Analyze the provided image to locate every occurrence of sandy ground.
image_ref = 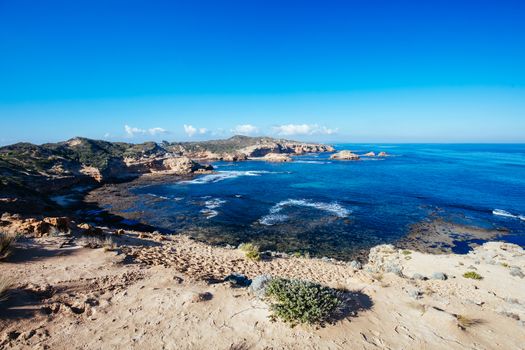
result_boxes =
[1,230,525,349]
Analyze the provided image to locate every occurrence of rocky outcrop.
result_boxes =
[160,157,213,174]
[363,152,376,157]
[0,214,72,237]
[378,152,388,157]
[330,150,360,160]
[239,141,334,158]
[262,153,292,162]
[0,136,331,211]
[220,153,248,162]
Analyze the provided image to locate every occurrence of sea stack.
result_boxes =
[330,150,360,160]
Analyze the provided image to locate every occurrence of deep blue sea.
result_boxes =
[130,144,525,259]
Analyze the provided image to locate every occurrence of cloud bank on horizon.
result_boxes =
[122,123,339,141]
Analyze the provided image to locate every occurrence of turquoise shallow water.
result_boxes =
[128,144,525,259]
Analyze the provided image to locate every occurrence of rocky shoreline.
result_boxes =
[1,218,524,349]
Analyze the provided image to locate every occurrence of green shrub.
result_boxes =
[239,243,261,261]
[265,278,342,325]
[463,271,483,280]
[0,232,16,260]
[401,250,412,255]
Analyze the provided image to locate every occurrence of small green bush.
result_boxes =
[239,243,261,261]
[463,271,483,280]
[265,278,342,325]
[401,250,412,255]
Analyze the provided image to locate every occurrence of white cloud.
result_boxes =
[148,127,167,136]
[183,124,197,137]
[198,128,208,134]
[125,125,168,137]
[231,124,259,135]
[125,125,145,137]
[273,124,338,136]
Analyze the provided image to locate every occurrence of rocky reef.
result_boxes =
[330,150,360,160]
[261,153,293,162]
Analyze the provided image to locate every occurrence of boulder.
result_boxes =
[349,260,363,270]
[363,152,376,157]
[224,273,251,287]
[77,223,102,235]
[431,272,448,280]
[43,217,71,232]
[330,150,360,160]
[250,274,272,298]
[378,151,388,157]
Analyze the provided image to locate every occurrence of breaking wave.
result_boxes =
[493,209,525,221]
[181,170,277,185]
[200,198,226,219]
[259,199,350,226]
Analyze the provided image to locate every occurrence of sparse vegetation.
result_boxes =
[0,232,16,260]
[463,271,483,280]
[265,278,342,325]
[103,237,117,251]
[0,275,13,302]
[401,250,412,255]
[79,236,103,249]
[239,243,261,261]
[455,314,483,330]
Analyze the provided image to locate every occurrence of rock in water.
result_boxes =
[262,153,292,162]
[330,150,360,160]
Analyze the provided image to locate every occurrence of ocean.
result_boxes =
[128,144,525,259]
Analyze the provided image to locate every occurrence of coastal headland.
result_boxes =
[0,136,524,349]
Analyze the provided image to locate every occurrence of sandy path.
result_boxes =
[1,233,524,349]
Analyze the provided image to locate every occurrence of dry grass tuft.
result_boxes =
[0,275,14,302]
[456,314,483,330]
[239,243,261,261]
[0,232,16,260]
[103,237,117,251]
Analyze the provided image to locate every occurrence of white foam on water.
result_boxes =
[181,170,276,185]
[259,214,289,225]
[493,209,525,221]
[147,193,169,200]
[200,209,218,219]
[200,198,226,219]
[204,198,226,209]
[259,199,350,226]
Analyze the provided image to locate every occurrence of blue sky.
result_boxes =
[1,0,524,144]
